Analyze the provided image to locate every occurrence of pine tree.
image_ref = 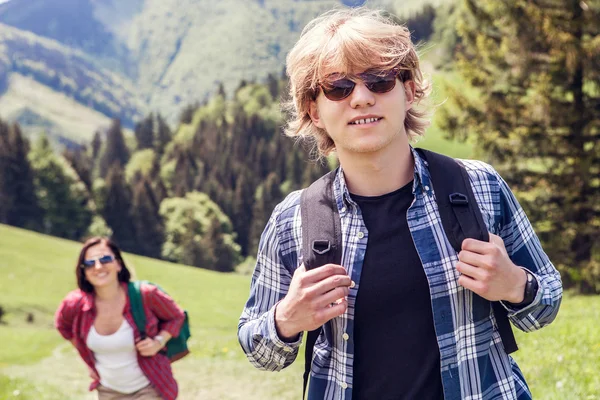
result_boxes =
[405,4,436,43]
[232,170,256,255]
[178,102,198,125]
[266,72,279,100]
[154,113,172,155]
[172,146,197,197]
[91,131,102,161]
[440,0,600,292]
[99,119,130,178]
[134,113,154,150]
[249,173,283,253]
[0,121,43,230]
[103,163,137,252]
[131,179,164,258]
[63,146,93,192]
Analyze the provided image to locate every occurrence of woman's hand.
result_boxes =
[135,337,163,357]
[88,366,99,381]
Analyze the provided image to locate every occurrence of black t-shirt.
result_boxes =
[351,181,444,400]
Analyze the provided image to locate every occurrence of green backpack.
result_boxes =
[128,280,191,362]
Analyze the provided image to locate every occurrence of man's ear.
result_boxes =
[403,80,416,111]
[308,100,325,129]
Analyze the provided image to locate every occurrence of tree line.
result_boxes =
[0,74,329,273]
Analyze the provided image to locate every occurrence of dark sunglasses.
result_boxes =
[319,69,402,101]
[81,254,116,269]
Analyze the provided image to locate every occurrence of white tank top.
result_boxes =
[86,319,151,394]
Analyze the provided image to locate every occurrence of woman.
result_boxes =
[55,237,185,400]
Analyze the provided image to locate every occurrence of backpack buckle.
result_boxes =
[449,193,469,206]
[312,240,331,255]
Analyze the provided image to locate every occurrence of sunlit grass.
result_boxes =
[0,225,598,399]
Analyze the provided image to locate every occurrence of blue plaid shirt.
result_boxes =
[238,148,562,400]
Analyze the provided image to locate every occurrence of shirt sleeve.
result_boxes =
[144,284,186,338]
[494,170,563,331]
[54,292,79,341]
[237,211,303,371]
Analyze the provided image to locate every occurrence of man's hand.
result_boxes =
[275,264,351,341]
[456,233,527,303]
[136,337,163,357]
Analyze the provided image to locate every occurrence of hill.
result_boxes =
[0,0,455,144]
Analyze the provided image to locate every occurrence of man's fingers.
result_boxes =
[302,263,348,284]
[456,261,484,281]
[315,286,349,308]
[461,237,493,254]
[310,273,352,296]
[458,250,487,269]
[457,273,477,292]
[315,298,347,324]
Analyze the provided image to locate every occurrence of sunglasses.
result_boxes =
[81,254,116,269]
[319,69,402,101]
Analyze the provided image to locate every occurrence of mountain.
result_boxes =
[0,0,447,145]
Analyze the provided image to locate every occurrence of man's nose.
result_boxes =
[349,82,375,108]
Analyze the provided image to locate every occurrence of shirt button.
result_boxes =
[342,333,349,341]
[424,185,430,191]
[340,207,346,213]
[350,280,356,288]
[341,382,348,389]
[357,231,364,239]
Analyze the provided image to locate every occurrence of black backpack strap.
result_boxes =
[416,148,518,354]
[300,169,342,399]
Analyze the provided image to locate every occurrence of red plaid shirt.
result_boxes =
[55,282,185,400]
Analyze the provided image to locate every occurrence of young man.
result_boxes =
[238,8,562,400]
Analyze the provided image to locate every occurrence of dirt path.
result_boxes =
[4,345,302,399]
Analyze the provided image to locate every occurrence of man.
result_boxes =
[238,8,562,400]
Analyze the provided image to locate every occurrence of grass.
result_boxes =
[0,224,598,399]
[0,375,63,400]
[512,295,600,399]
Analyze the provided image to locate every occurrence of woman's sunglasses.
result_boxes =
[81,254,116,269]
[319,69,402,101]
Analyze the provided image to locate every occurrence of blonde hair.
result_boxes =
[283,8,431,158]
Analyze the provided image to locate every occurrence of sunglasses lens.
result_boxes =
[99,255,114,264]
[82,260,95,267]
[362,72,397,93]
[322,79,355,101]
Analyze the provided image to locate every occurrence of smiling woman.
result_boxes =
[54,237,186,400]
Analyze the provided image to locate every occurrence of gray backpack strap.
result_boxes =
[300,168,342,399]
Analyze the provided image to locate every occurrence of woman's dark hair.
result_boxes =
[76,237,131,293]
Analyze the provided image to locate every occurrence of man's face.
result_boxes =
[309,69,415,158]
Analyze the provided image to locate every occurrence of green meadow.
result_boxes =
[1,224,598,399]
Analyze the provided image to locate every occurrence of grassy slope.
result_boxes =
[1,225,599,399]
[0,74,115,145]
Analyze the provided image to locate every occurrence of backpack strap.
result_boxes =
[300,169,342,399]
[128,281,148,340]
[415,148,518,354]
